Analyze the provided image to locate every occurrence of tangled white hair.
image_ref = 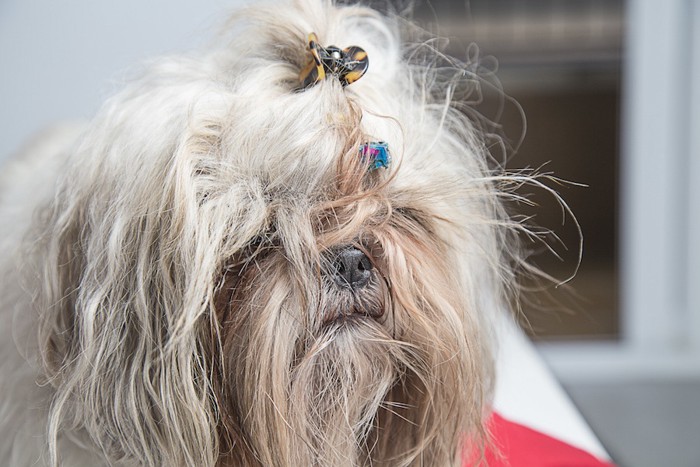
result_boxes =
[0,0,537,465]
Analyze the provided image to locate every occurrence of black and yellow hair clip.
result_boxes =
[299,32,369,89]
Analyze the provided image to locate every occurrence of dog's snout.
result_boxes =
[333,247,372,289]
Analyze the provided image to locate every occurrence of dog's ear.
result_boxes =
[32,64,237,466]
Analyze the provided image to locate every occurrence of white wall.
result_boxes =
[0,0,243,161]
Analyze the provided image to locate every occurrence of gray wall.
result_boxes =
[0,0,243,161]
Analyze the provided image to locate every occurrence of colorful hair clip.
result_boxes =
[299,32,368,89]
[360,142,391,171]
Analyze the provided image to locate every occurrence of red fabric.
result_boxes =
[463,412,615,467]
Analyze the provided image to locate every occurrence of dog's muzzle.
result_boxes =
[322,245,384,324]
[332,246,372,290]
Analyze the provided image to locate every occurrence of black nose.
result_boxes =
[333,247,372,289]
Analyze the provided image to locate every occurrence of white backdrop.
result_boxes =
[0,0,244,161]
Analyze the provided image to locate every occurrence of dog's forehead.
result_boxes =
[221,92,346,170]
[213,91,404,203]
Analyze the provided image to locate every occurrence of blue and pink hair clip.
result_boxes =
[359,142,391,171]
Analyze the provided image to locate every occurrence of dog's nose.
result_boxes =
[333,247,372,289]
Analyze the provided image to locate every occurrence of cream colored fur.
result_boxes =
[0,1,533,465]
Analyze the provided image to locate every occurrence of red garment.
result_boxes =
[464,413,615,467]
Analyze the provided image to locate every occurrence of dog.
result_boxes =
[0,1,527,465]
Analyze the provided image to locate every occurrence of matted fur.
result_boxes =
[0,1,531,465]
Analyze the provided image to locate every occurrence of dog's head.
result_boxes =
[33,1,520,465]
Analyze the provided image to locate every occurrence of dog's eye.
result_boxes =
[394,207,433,234]
[248,235,264,249]
[246,233,279,254]
[228,234,274,270]
[247,235,270,253]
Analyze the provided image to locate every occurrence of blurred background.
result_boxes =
[1,1,698,465]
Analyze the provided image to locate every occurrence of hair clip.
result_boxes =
[359,142,391,171]
[299,32,368,89]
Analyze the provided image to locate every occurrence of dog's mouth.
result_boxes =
[321,295,385,327]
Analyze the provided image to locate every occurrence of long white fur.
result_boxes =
[0,1,528,465]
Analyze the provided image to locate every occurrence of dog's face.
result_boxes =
[208,106,491,465]
[32,2,517,466]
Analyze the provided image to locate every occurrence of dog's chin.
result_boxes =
[324,313,374,329]
[276,307,401,465]
[311,301,395,359]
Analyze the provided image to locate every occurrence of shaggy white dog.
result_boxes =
[0,1,533,465]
